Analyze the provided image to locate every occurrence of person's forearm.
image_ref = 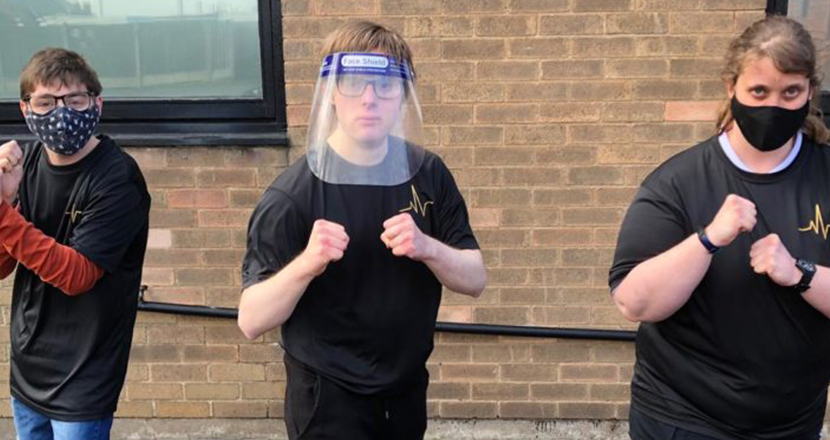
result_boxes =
[0,250,16,279]
[238,253,318,340]
[613,233,713,323]
[800,267,830,319]
[422,238,486,297]
[0,202,103,295]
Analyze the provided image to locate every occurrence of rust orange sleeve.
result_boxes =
[0,248,16,279]
[0,204,23,279]
[0,202,104,296]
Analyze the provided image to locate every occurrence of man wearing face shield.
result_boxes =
[0,48,150,440]
[239,21,486,440]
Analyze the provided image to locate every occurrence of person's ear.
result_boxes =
[95,95,103,113]
[19,100,27,118]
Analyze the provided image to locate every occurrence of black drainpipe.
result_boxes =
[136,286,636,342]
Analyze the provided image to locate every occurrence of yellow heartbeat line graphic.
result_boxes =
[399,185,433,217]
[66,206,83,224]
[799,204,830,240]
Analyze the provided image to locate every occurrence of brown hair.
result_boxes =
[19,48,102,99]
[320,21,415,79]
[716,15,829,143]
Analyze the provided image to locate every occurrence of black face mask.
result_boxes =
[730,96,809,152]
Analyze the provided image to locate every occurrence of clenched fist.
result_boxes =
[299,219,349,276]
[706,194,757,248]
[381,213,434,261]
[0,140,23,204]
[750,234,800,287]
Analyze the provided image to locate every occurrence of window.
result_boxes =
[0,0,286,146]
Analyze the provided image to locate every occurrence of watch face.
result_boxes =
[797,259,816,273]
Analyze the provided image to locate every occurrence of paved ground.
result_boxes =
[0,418,631,440]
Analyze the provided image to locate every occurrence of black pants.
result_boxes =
[283,354,428,440]
[629,406,821,440]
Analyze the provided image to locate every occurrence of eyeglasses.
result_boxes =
[23,92,96,115]
[336,75,404,99]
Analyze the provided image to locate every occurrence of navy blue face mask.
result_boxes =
[25,104,100,156]
[730,96,809,152]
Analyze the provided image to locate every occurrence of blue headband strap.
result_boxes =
[320,52,412,80]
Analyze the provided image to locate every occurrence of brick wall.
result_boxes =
[0,0,766,424]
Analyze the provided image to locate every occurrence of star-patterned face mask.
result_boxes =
[25,104,100,156]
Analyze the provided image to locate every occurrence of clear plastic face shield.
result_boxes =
[306,52,425,186]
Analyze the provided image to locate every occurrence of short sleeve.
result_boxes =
[433,158,479,250]
[70,161,149,273]
[608,183,689,291]
[241,189,309,289]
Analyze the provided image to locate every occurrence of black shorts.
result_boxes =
[283,353,428,440]
[629,406,821,440]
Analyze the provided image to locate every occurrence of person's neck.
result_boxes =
[45,136,100,167]
[327,130,388,166]
[725,125,794,174]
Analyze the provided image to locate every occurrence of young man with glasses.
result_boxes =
[0,47,150,440]
[239,21,486,440]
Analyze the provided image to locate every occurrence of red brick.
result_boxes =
[155,402,210,418]
[242,382,284,400]
[213,402,268,418]
[310,0,376,15]
[473,383,529,400]
[573,0,632,11]
[531,383,589,400]
[572,37,635,58]
[443,39,506,60]
[443,0,507,14]
[209,363,266,382]
[560,364,619,382]
[509,38,570,58]
[440,401,498,418]
[127,383,183,400]
[499,402,557,418]
[531,306,592,325]
[443,83,505,103]
[185,383,240,400]
[540,14,603,35]
[669,12,734,34]
[665,100,720,121]
[509,0,569,11]
[477,61,539,80]
[197,209,251,228]
[437,305,473,323]
[501,364,557,382]
[428,382,471,400]
[167,190,228,209]
[476,16,536,36]
[406,17,474,37]
[476,104,538,123]
[442,364,499,381]
[558,402,616,419]
[606,12,668,34]
[150,364,207,382]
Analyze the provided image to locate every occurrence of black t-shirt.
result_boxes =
[609,136,830,440]
[242,148,479,395]
[10,136,151,420]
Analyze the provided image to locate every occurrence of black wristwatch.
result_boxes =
[794,258,816,294]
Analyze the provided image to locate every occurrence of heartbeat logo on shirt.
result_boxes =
[66,206,83,224]
[799,204,830,239]
[398,185,433,218]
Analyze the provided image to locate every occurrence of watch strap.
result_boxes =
[697,228,719,254]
